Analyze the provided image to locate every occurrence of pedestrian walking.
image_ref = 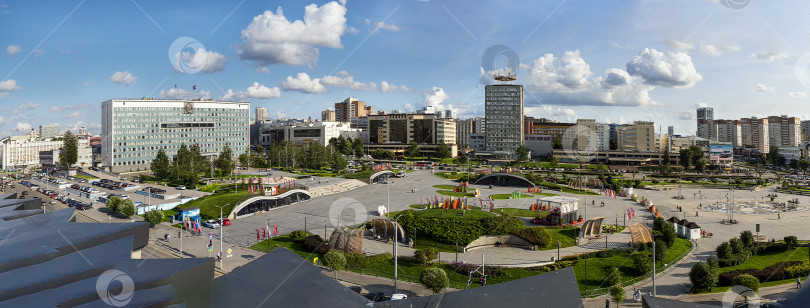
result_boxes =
[798,278,802,289]
[167,234,170,243]
[605,298,610,308]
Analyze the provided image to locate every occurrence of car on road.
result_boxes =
[176,185,186,190]
[203,220,220,228]
[217,218,231,226]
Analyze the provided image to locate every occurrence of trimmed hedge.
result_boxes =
[396,210,524,246]
[560,248,636,261]
[718,261,805,285]
[718,242,790,267]
[344,252,392,268]
[290,230,312,242]
[514,227,553,248]
[302,235,328,254]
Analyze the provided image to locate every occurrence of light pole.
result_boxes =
[392,215,404,294]
[214,204,227,269]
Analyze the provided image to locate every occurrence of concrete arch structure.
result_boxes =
[473,173,536,187]
[369,170,395,184]
[229,189,312,219]
[578,217,605,238]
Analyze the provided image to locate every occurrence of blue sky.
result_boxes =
[1,0,809,137]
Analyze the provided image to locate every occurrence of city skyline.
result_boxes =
[2,0,810,138]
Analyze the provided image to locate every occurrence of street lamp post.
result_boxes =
[392,216,403,293]
[214,204,227,269]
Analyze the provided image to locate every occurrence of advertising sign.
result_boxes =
[709,144,733,162]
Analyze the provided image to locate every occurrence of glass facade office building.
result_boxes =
[485,84,524,156]
[101,99,250,172]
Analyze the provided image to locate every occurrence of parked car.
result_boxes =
[202,220,220,228]
[390,294,408,301]
[176,185,186,190]
[217,218,231,226]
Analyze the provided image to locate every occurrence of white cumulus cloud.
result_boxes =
[281,72,327,93]
[667,40,694,53]
[750,51,787,62]
[6,45,20,57]
[16,122,31,131]
[755,83,775,93]
[247,82,281,99]
[175,48,226,74]
[220,89,248,101]
[626,48,702,88]
[380,81,410,93]
[110,71,137,86]
[66,111,83,119]
[238,1,347,67]
[0,79,21,98]
[320,71,376,91]
[789,91,806,98]
[370,21,400,34]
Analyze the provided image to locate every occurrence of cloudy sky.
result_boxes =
[1,0,809,137]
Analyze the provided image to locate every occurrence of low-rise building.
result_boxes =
[257,121,362,147]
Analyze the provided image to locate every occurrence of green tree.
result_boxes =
[679,148,693,170]
[434,142,450,160]
[151,149,172,181]
[609,284,625,307]
[740,231,754,247]
[716,242,732,259]
[59,130,79,169]
[768,145,779,165]
[118,199,136,218]
[216,145,235,177]
[689,262,717,292]
[414,248,439,265]
[419,267,449,294]
[552,139,562,150]
[405,142,420,158]
[105,196,122,212]
[143,210,164,227]
[654,239,667,265]
[323,249,347,280]
[454,155,468,165]
[785,236,799,249]
[371,148,388,160]
[729,238,743,254]
[605,266,622,287]
[633,252,652,276]
[256,145,264,155]
[515,145,528,162]
[238,153,249,168]
[732,274,760,295]
[352,138,364,158]
[661,225,676,248]
[189,144,209,179]
[331,151,347,174]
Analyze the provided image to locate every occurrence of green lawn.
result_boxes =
[409,208,493,219]
[717,247,809,276]
[498,208,548,218]
[433,184,459,190]
[490,193,532,200]
[251,235,313,259]
[436,190,475,198]
[177,191,248,220]
[544,227,578,251]
[74,174,99,181]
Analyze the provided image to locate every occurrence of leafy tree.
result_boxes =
[785,236,799,249]
[151,149,171,181]
[143,210,164,227]
[434,142,450,160]
[216,145,235,177]
[59,130,79,169]
[654,239,667,265]
[256,145,264,155]
[331,151,347,174]
[515,145,528,162]
[406,142,420,158]
[732,274,760,295]
[652,217,667,232]
[605,266,622,287]
[740,231,754,247]
[414,248,439,264]
[371,148,388,160]
[189,144,209,179]
[661,225,677,248]
[729,238,743,254]
[632,252,652,276]
[679,148,693,170]
[768,145,779,166]
[552,139,562,150]
[454,155,468,165]
[689,262,717,292]
[609,284,625,307]
[716,242,732,259]
[323,250,346,270]
[118,199,136,218]
[419,267,449,294]
[549,156,558,168]
[238,153,249,168]
[352,138,364,158]
[706,256,719,274]
[105,196,122,212]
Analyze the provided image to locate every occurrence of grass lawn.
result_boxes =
[251,235,315,259]
[409,208,493,219]
[433,184,459,190]
[717,246,810,277]
[544,227,578,251]
[74,174,99,181]
[499,208,548,218]
[344,169,372,180]
[490,193,532,200]
[177,191,248,220]
[436,190,475,198]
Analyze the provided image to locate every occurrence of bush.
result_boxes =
[420,267,450,294]
[290,230,312,242]
[784,262,810,279]
[740,231,754,247]
[716,242,732,259]
[605,266,621,287]
[480,215,524,235]
[661,224,677,248]
[118,200,136,218]
[729,238,743,254]
[560,248,635,262]
[652,217,666,232]
[632,252,652,276]
[785,236,799,249]
[719,261,805,285]
[514,227,553,248]
[414,248,439,264]
[654,239,667,264]
[302,235,328,254]
[609,284,625,306]
[105,196,122,212]
[732,274,760,294]
[345,253,392,268]
[718,251,752,267]
[689,262,717,292]
[707,256,719,273]
[323,250,347,271]
[143,210,164,227]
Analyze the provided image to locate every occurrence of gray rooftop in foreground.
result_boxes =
[642,295,720,308]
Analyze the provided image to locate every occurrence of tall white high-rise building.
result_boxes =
[101,98,250,172]
[255,107,269,124]
[696,107,714,141]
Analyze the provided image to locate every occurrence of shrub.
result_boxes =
[609,284,625,306]
[323,250,347,271]
[344,252,391,268]
[632,252,652,276]
[514,227,553,248]
[654,239,667,264]
[716,242,732,259]
[420,267,450,294]
[414,247,439,264]
[290,230,312,242]
[719,261,805,285]
[480,215,524,235]
[118,200,136,218]
[785,236,799,249]
[105,196,122,212]
[143,210,164,227]
[652,217,666,232]
[689,262,717,292]
[732,274,760,294]
[729,238,743,254]
[740,231,754,247]
[302,235,328,254]
[784,262,810,279]
[661,224,677,248]
[605,266,621,287]
[707,256,719,273]
[718,251,752,267]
